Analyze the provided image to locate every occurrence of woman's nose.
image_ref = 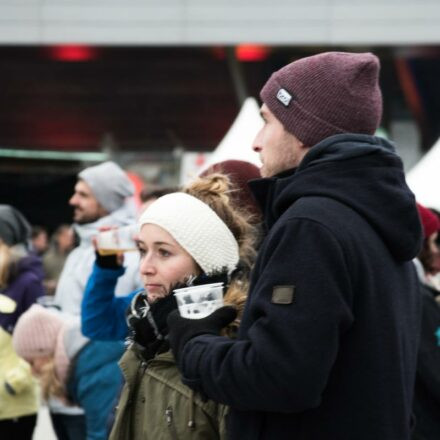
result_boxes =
[140,254,156,275]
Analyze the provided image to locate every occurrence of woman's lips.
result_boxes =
[145,284,164,293]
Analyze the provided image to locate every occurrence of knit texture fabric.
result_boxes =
[260,51,382,147]
[78,161,134,213]
[416,203,440,239]
[12,304,63,362]
[0,205,31,246]
[138,193,239,275]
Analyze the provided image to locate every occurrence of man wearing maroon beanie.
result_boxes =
[167,52,423,440]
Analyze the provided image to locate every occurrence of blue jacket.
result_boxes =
[82,263,140,341]
[67,338,125,440]
[179,135,423,440]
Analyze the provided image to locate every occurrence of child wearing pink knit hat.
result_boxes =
[13,304,124,440]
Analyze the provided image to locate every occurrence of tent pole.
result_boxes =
[226,47,248,107]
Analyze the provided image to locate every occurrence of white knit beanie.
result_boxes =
[138,193,239,275]
[12,304,63,362]
[78,161,134,213]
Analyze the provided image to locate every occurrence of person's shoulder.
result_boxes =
[286,196,346,219]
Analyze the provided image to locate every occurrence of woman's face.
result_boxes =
[137,223,200,303]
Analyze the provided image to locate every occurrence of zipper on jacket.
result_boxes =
[165,406,179,440]
[188,390,196,430]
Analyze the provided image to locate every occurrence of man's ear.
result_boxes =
[97,203,109,218]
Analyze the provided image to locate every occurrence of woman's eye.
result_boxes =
[137,247,146,258]
[159,249,171,257]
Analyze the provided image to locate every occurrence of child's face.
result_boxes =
[30,356,51,376]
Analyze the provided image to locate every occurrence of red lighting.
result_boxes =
[211,47,226,60]
[48,45,97,62]
[236,45,269,62]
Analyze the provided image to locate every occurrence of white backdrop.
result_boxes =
[198,97,263,175]
[406,137,440,211]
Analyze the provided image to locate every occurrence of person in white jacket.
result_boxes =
[55,161,141,315]
[52,161,141,439]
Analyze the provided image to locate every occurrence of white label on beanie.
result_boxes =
[276,88,292,107]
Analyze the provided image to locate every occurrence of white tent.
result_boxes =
[198,97,263,174]
[406,137,440,210]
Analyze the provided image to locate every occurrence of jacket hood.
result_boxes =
[13,252,44,282]
[73,201,136,245]
[250,134,422,262]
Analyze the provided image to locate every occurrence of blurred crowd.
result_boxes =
[1,51,440,440]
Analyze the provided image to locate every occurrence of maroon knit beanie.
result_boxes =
[416,203,440,239]
[200,160,261,220]
[260,51,382,147]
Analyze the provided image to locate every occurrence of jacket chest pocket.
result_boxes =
[165,406,179,440]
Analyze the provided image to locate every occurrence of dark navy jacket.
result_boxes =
[412,283,440,440]
[179,134,423,440]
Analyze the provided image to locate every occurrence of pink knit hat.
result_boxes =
[260,51,382,147]
[12,304,63,362]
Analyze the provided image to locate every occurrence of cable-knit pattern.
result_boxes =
[138,193,239,275]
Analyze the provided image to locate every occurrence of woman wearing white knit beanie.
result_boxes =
[83,173,258,440]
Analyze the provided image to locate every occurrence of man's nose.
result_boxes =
[252,130,263,152]
[69,194,77,206]
[253,144,262,153]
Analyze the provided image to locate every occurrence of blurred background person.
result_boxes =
[43,224,75,296]
[199,159,262,223]
[13,304,124,440]
[0,205,44,439]
[412,203,440,440]
[138,185,178,215]
[55,160,140,315]
[30,225,49,257]
[51,160,141,437]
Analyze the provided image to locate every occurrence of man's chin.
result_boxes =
[260,167,273,178]
[74,214,98,225]
[73,216,94,225]
[73,214,84,224]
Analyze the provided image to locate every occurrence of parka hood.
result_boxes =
[9,250,45,283]
[250,134,422,262]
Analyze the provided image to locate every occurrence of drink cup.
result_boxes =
[173,282,224,319]
[97,224,139,255]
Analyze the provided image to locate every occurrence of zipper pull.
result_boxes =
[165,407,173,426]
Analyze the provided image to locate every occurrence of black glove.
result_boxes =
[127,293,178,348]
[167,306,237,364]
[95,251,121,269]
[149,294,178,338]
